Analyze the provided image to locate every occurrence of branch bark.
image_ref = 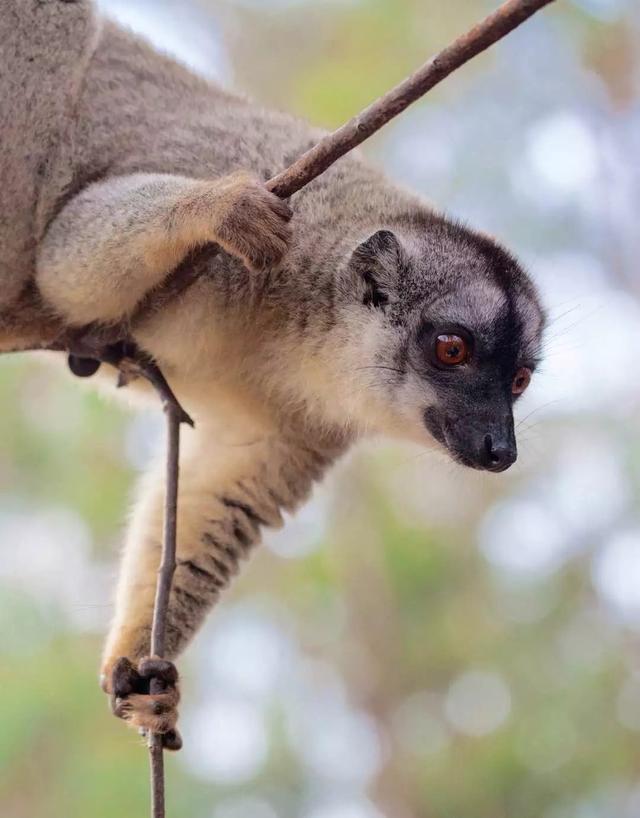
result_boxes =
[148,399,186,818]
[266,0,556,198]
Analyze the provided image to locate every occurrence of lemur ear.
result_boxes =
[350,229,402,310]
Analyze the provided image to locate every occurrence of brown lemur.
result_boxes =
[1,0,545,746]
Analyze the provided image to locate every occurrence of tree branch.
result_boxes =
[266,0,556,198]
[148,397,185,818]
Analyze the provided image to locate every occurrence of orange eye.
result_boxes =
[512,367,532,395]
[435,334,469,366]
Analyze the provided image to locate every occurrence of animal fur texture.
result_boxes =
[0,0,545,740]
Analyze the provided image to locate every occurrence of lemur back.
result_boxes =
[0,0,98,309]
[55,19,394,241]
[66,21,317,192]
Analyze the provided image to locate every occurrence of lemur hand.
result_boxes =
[103,657,182,751]
[211,171,292,273]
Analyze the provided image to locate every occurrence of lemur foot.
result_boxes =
[107,657,182,751]
[214,171,292,273]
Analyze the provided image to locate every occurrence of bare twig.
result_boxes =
[266,0,555,198]
[0,3,557,817]
[148,398,186,818]
[151,404,184,659]
[149,737,166,818]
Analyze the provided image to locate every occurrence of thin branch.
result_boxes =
[121,349,194,428]
[266,0,555,198]
[149,737,166,818]
[147,399,185,818]
[151,404,183,659]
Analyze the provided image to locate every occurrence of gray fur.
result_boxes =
[1,2,545,714]
[0,0,99,307]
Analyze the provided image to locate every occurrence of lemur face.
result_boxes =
[351,221,545,471]
[412,284,542,472]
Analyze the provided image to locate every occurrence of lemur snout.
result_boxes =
[480,432,517,473]
[430,410,518,473]
[452,429,517,473]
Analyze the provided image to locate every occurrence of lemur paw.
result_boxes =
[106,657,182,751]
[215,172,292,273]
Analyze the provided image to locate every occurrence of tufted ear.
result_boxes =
[350,229,402,310]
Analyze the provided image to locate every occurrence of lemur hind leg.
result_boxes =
[100,420,343,741]
[36,170,292,327]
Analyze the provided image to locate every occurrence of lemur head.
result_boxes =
[346,213,544,472]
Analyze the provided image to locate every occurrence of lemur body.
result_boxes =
[1,1,544,740]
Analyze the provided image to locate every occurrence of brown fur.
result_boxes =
[1,1,544,735]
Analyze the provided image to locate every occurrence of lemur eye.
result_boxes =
[435,334,469,366]
[512,367,532,395]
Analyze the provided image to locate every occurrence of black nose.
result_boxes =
[481,433,517,473]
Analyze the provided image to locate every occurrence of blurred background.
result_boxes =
[2,1,640,816]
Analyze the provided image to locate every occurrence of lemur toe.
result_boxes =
[119,691,179,734]
[216,179,292,273]
[111,656,143,698]
[107,655,181,744]
[269,197,293,222]
[243,224,292,272]
[138,657,179,689]
[162,729,183,751]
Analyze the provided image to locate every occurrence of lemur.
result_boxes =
[1,0,545,748]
